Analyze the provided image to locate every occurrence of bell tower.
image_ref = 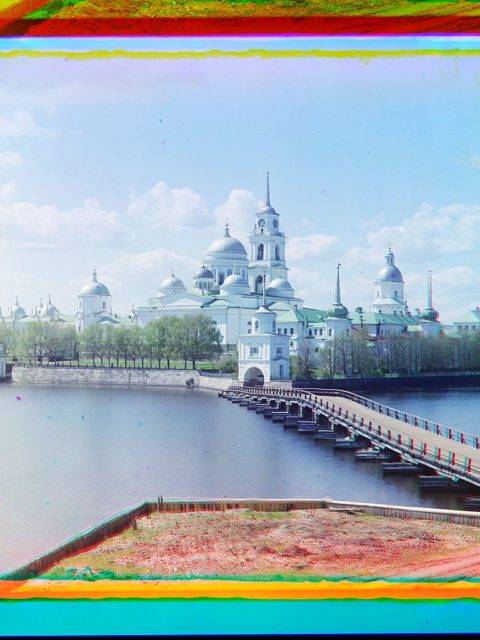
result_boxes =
[248,172,288,294]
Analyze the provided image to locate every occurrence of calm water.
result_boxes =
[2,384,480,572]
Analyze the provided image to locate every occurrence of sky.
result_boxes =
[1,40,480,320]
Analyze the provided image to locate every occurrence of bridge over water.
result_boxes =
[222,386,480,492]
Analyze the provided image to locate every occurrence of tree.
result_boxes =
[145,318,169,367]
[113,326,132,367]
[294,338,317,380]
[172,315,223,369]
[79,325,104,366]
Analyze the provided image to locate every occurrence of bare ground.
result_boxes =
[44,509,480,579]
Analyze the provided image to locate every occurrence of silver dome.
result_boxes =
[11,298,26,320]
[266,277,294,298]
[195,265,214,279]
[40,296,59,318]
[206,224,247,259]
[160,271,186,292]
[79,270,110,296]
[220,273,249,294]
[378,264,403,283]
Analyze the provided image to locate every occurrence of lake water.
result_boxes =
[2,383,480,573]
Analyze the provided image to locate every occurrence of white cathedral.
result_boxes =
[8,172,480,378]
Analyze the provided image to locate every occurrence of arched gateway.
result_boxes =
[242,366,264,386]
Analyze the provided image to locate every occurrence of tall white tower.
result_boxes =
[238,290,290,385]
[248,172,288,294]
[372,246,405,314]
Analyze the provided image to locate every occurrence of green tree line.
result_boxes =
[0,316,227,370]
[292,331,480,380]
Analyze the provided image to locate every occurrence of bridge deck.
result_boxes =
[228,386,480,485]
[315,394,480,471]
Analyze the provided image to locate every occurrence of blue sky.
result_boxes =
[1,38,480,319]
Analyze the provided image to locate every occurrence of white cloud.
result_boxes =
[90,248,197,311]
[127,180,210,231]
[0,190,126,251]
[287,233,338,261]
[346,202,480,266]
[0,110,53,138]
[0,151,22,168]
[213,189,259,237]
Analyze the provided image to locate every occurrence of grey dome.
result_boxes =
[79,270,110,296]
[11,298,26,320]
[206,224,247,259]
[221,273,249,294]
[266,277,294,299]
[378,247,403,283]
[378,264,403,283]
[195,265,214,279]
[40,296,59,318]
[327,302,349,319]
[160,271,186,292]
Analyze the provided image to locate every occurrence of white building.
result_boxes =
[76,269,133,331]
[372,246,406,314]
[135,174,302,347]
[238,297,290,384]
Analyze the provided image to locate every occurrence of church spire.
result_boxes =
[92,269,98,282]
[224,219,230,237]
[327,263,348,319]
[427,270,433,310]
[266,171,270,206]
[335,263,342,305]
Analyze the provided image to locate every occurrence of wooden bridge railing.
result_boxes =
[227,385,480,482]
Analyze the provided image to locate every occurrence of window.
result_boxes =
[279,365,284,377]
[283,328,287,335]
[275,245,280,260]
[328,329,332,337]
[278,328,281,334]
[219,272,224,285]
[255,320,259,331]
[257,244,264,260]
[276,347,283,357]
[290,341,293,346]
[319,328,323,336]
[255,275,263,294]
[308,329,312,336]
[102,301,106,310]
[290,328,294,335]
[227,269,232,276]
[314,329,318,336]
[249,346,259,356]
[315,347,319,353]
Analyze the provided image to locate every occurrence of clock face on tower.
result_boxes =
[258,219,265,228]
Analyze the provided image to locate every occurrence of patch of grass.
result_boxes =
[239,509,292,520]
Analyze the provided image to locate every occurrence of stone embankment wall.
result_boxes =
[11,365,236,391]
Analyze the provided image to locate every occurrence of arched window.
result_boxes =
[254,320,259,331]
[275,245,280,261]
[227,269,232,276]
[219,272,224,285]
[255,275,263,294]
[102,301,106,310]
[257,244,264,260]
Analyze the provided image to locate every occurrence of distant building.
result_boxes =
[0,173,450,351]
[76,269,133,331]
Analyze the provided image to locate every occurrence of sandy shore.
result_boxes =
[44,508,480,579]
